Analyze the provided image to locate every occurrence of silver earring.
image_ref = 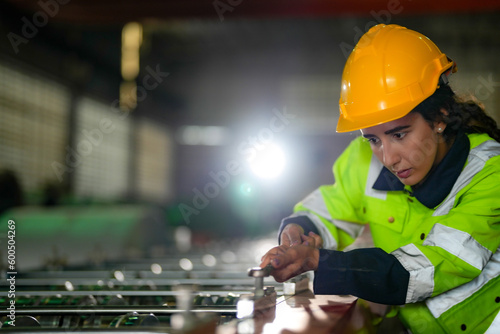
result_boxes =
[438,127,442,133]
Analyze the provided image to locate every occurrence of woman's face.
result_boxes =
[360,112,448,186]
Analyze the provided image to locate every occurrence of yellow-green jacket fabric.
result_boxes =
[293,133,500,333]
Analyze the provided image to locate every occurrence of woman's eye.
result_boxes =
[365,137,380,145]
[393,132,406,140]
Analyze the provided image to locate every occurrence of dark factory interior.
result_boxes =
[0,0,499,333]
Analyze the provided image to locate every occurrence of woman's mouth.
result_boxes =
[395,169,412,179]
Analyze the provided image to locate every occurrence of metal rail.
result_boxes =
[0,277,277,287]
[0,306,237,316]
[0,290,257,297]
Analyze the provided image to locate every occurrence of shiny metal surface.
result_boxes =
[0,238,363,333]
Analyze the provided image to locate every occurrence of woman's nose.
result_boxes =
[381,142,400,167]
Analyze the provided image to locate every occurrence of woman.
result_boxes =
[260,24,500,333]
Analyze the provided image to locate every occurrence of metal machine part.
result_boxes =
[283,273,310,296]
[109,312,160,327]
[1,315,41,328]
[0,242,341,333]
[234,265,278,333]
[247,264,273,298]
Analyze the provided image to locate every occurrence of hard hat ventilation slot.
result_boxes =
[438,72,450,87]
[438,58,457,88]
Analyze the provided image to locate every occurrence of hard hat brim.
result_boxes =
[336,100,419,133]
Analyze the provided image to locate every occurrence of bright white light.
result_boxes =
[202,254,217,267]
[178,126,229,146]
[221,250,236,263]
[175,226,192,252]
[170,313,185,329]
[180,126,201,145]
[250,144,285,179]
[239,183,253,197]
[203,126,229,146]
[64,281,74,291]
[151,263,162,275]
[114,271,125,282]
[179,258,193,271]
[237,297,255,319]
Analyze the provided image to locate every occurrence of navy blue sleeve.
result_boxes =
[277,215,320,244]
[314,248,409,305]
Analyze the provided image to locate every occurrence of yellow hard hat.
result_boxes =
[337,24,456,132]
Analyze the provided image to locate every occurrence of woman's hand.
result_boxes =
[303,231,323,249]
[260,232,320,282]
[280,223,305,247]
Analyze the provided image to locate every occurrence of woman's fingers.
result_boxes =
[260,245,288,268]
[268,246,320,282]
[261,245,287,260]
[301,233,316,247]
[281,224,304,247]
[308,231,323,248]
[261,230,322,281]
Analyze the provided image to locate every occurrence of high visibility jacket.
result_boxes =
[281,132,500,333]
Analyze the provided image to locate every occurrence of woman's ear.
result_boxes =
[434,108,448,134]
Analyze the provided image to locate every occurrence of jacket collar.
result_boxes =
[372,132,470,208]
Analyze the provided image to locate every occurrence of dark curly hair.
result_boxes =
[412,84,500,143]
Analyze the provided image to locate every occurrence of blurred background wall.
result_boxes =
[0,0,499,268]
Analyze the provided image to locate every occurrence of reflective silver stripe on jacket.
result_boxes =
[392,139,500,304]
[300,189,365,240]
[391,244,435,303]
[288,211,338,250]
[365,154,387,200]
[426,246,500,318]
[485,304,500,334]
[424,223,492,270]
[300,189,330,219]
[298,189,365,250]
[434,139,500,216]
[331,219,365,241]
